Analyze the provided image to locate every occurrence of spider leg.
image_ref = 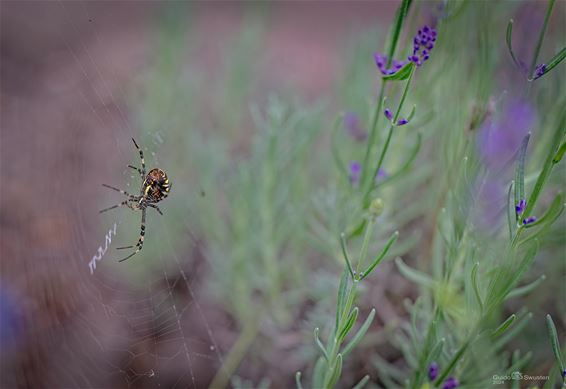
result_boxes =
[127,165,144,177]
[117,208,146,262]
[102,184,135,198]
[99,200,128,214]
[147,204,163,215]
[131,138,146,177]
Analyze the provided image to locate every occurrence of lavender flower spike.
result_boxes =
[442,376,459,389]
[397,118,409,126]
[522,216,537,225]
[384,108,393,120]
[515,198,526,214]
[408,25,437,67]
[428,362,439,381]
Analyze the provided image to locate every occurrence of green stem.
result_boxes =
[356,217,376,276]
[365,65,415,205]
[209,316,260,389]
[361,83,387,189]
[528,0,556,78]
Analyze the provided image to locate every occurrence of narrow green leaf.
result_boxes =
[546,314,566,374]
[429,338,445,363]
[327,353,343,388]
[494,312,533,351]
[528,0,556,77]
[361,231,399,280]
[506,274,546,300]
[506,19,521,69]
[507,181,515,240]
[524,193,564,228]
[514,133,531,221]
[295,372,303,389]
[386,0,413,67]
[343,308,376,356]
[336,267,349,331]
[406,105,417,122]
[314,328,329,362]
[338,307,359,343]
[331,114,348,180]
[395,257,435,288]
[491,314,517,338]
[312,357,326,389]
[340,233,355,280]
[553,140,566,163]
[352,375,370,389]
[382,62,414,81]
[542,46,566,77]
[523,112,565,219]
[434,341,469,386]
[471,262,483,312]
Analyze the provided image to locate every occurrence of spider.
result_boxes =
[100,138,171,262]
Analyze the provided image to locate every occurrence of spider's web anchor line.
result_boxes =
[88,222,118,274]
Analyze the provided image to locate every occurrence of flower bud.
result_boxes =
[369,198,384,218]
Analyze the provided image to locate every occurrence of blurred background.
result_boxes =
[1,1,564,388]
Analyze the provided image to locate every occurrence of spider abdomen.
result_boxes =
[144,168,171,203]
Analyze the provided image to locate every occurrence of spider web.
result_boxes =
[1,2,223,388]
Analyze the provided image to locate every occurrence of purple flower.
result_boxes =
[374,53,409,76]
[479,100,536,171]
[515,199,526,215]
[442,376,459,389]
[428,362,439,381]
[522,216,537,225]
[397,118,408,126]
[384,108,393,120]
[375,168,388,183]
[408,25,437,67]
[534,63,546,79]
[344,112,368,142]
[562,369,566,378]
[349,161,362,186]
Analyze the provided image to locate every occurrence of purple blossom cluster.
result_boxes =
[374,53,408,76]
[533,63,547,79]
[384,108,409,126]
[409,25,437,66]
[428,362,439,380]
[515,199,537,225]
[427,362,459,388]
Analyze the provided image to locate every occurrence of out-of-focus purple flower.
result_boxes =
[384,108,393,120]
[374,168,388,184]
[0,287,22,355]
[515,198,526,215]
[479,99,536,171]
[344,112,368,142]
[562,369,566,378]
[522,216,537,225]
[397,118,409,126]
[533,63,546,79]
[442,376,459,389]
[374,53,409,76]
[349,161,362,186]
[409,25,437,66]
[428,362,439,381]
[475,99,536,231]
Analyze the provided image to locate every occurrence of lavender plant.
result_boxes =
[299,0,565,388]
